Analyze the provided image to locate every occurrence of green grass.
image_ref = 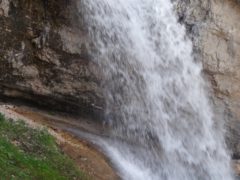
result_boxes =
[0,113,89,180]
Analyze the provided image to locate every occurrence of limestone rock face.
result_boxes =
[174,0,240,158]
[1,0,240,159]
[0,0,103,119]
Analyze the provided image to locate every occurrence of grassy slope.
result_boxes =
[0,113,88,180]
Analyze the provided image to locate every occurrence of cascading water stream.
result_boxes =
[77,0,233,179]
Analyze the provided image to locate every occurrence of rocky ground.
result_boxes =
[0,104,119,180]
[0,103,239,179]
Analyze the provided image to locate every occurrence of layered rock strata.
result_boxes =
[0,0,103,119]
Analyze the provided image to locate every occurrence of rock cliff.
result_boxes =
[174,0,240,158]
[0,0,103,119]
[1,0,240,159]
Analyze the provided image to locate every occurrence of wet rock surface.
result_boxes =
[0,0,103,119]
[1,0,240,163]
[174,0,240,158]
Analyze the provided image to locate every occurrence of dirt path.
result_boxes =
[0,104,119,180]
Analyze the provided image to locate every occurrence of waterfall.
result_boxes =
[78,0,233,179]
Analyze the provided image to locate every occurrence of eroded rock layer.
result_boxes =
[0,0,103,119]
[0,0,240,158]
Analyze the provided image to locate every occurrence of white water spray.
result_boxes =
[78,0,233,179]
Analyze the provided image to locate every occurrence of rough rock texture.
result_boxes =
[174,0,240,158]
[0,0,103,119]
[1,0,240,161]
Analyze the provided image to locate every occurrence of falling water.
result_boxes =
[78,0,233,179]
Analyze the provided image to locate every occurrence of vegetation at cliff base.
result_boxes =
[0,113,88,180]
